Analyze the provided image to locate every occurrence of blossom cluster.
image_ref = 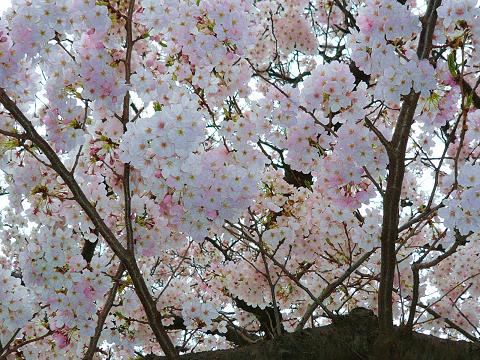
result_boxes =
[0,267,34,341]
[0,0,480,358]
[349,0,436,104]
[181,301,218,330]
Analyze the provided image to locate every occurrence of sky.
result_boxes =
[0,1,10,14]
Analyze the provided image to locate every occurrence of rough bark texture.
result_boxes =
[147,311,480,360]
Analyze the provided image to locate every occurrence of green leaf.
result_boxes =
[153,101,162,111]
[165,55,175,67]
[466,93,473,108]
[426,91,441,109]
[447,52,458,78]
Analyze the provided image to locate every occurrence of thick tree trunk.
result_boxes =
[147,311,480,360]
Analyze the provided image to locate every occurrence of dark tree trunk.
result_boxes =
[147,311,480,360]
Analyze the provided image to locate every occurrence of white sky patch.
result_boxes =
[0,1,11,15]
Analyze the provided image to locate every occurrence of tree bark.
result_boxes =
[376,0,442,354]
[147,311,480,360]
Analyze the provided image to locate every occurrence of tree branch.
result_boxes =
[147,310,480,360]
[376,0,442,347]
[0,89,178,360]
[83,263,126,360]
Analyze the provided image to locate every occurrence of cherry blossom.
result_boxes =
[0,1,478,359]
